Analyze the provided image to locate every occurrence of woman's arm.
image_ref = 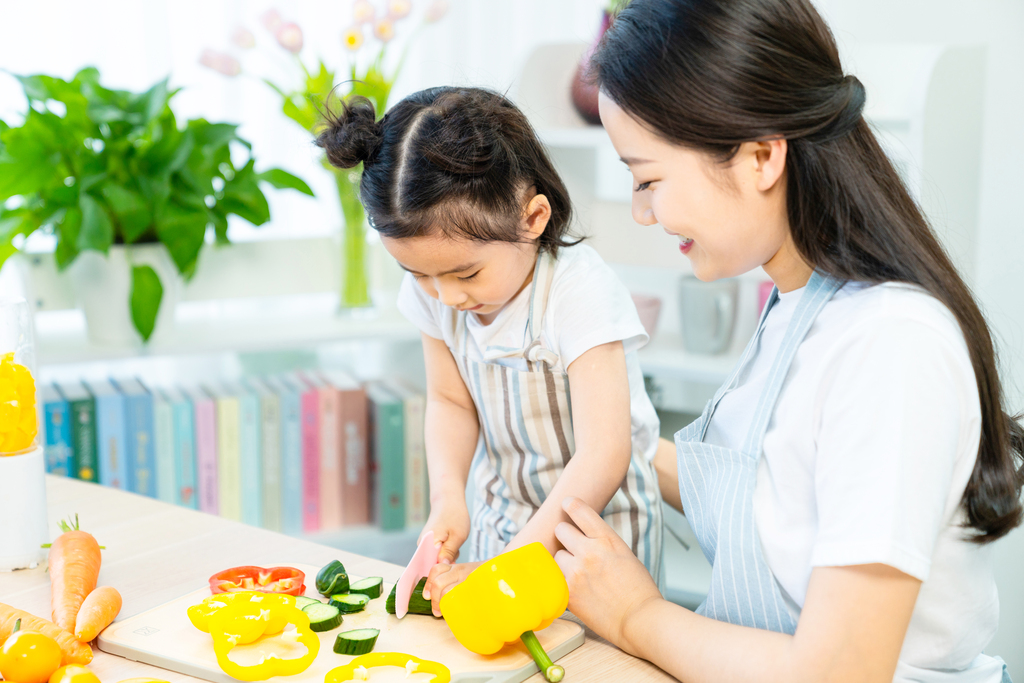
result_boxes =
[504,340,633,556]
[555,497,921,683]
[654,437,682,513]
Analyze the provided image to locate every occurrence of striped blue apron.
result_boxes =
[675,271,1013,683]
[453,251,662,578]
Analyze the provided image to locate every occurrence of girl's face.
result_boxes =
[599,92,804,287]
[381,195,551,324]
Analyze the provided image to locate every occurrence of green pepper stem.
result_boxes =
[520,630,565,683]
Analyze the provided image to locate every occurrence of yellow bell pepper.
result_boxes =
[196,594,318,681]
[188,591,296,638]
[439,542,569,682]
[324,653,450,683]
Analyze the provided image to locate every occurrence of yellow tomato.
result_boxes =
[49,664,102,683]
[0,628,63,683]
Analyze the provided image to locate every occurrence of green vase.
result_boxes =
[331,165,372,309]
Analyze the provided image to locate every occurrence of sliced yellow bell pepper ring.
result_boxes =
[187,591,296,637]
[324,653,450,683]
[440,543,569,682]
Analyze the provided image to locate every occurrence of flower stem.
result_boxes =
[520,630,564,682]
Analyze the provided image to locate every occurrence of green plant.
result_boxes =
[0,67,313,340]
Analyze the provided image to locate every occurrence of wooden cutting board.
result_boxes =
[97,563,584,683]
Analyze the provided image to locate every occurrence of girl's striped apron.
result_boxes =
[676,270,1013,682]
[453,251,662,578]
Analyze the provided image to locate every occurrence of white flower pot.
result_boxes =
[68,244,181,346]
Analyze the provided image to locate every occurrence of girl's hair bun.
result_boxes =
[316,95,382,169]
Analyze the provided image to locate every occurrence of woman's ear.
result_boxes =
[752,138,787,192]
[522,192,552,242]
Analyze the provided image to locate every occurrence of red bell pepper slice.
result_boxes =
[208,566,306,595]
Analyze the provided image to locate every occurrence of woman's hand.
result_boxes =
[553,496,662,656]
[420,500,471,566]
[422,561,482,617]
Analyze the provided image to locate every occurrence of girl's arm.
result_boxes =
[420,333,481,563]
[504,340,633,556]
[555,497,921,683]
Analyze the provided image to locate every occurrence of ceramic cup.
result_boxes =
[678,276,739,355]
[0,445,49,571]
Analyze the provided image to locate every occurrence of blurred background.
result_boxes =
[0,0,1021,674]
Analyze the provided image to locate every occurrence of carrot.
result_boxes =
[0,604,93,665]
[73,587,121,642]
[48,515,101,633]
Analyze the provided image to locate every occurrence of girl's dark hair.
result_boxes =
[315,86,578,255]
[593,0,1024,542]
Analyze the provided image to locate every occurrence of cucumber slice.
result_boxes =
[302,602,343,632]
[329,593,371,613]
[294,596,321,610]
[333,628,380,656]
[348,577,383,599]
[385,578,435,616]
[316,560,350,596]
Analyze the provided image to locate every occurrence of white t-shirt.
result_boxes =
[397,243,660,463]
[704,281,999,680]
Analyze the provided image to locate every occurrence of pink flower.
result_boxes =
[261,8,283,32]
[373,18,395,42]
[425,0,449,23]
[342,26,365,51]
[199,49,241,76]
[231,26,256,49]
[353,0,375,24]
[388,0,412,19]
[275,22,304,53]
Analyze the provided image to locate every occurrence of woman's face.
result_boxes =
[599,92,796,284]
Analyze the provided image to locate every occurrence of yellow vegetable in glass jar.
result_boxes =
[0,352,37,453]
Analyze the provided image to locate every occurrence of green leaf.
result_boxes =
[219,160,270,226]
[257,168,314,196]
[130,264,163,341]
[281,96,317,132]
[101,183,151,243]
[307,62,336,100]
[78,192,114,252]
[133,78,170,125]
[189,120,237,150]
[209,206,229,245]
[154,200,207,277]
[0,242,15,270]
[55,206,82,269]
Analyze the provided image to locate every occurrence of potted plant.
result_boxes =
[0,67,313,343]
[200,1,449,310]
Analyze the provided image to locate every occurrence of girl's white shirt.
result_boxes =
[705,281,998,679]
[397,242,660,464]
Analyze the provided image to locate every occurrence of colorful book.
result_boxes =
[295,373,323,533]
[322,370,369,527]
[231,381,262,528]
[307,372,343,531]
[386,379,428,528]
[209,384,242,522]
[267,375,302,536]
[153,389,177,503]
[245,378,282,531]
[87,379,127,490]
[57,381,98,482]
[186,386,219,515]
[366,381,406,531]
[165,387,197,509]
[41,384,73,477]
[113,378,157,498]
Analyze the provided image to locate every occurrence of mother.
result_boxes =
[552,1,1023,681]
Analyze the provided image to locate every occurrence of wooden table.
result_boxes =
[0,477,675,683]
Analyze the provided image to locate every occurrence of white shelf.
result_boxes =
[638,331,741,386]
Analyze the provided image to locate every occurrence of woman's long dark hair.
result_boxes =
[593,0,1023,542]
[315,86,578,255]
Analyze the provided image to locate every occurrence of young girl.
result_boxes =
[316,86,663,614]
[553,1,1023,682]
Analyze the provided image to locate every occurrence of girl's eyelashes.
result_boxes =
[459,271,481,282]
[634,181,652,192]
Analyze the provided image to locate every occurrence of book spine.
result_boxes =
[318,387,343,531]
[371,394,405,531]
[279,389,303,536]
[340,387,369,527]
[300,388,321,533]
[260,393,282,532]
[404,393,428,527]
[239,393,262,527]
[126,394,156,497]
[43,397,73,477]
[96,395,127,490]
[154,397,176,503]
[69,399,98,482]
[216,396,242,521]
[172,399,198,509]
[194,398,219,514]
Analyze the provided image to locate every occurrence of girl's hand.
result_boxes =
[422,561,482,617]
[554,496,663,655]
[420,500,471,565]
